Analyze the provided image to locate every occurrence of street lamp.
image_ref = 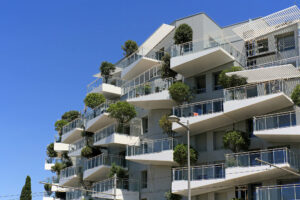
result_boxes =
[168,115,191,200]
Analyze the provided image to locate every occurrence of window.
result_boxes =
[195,75,206,94]
[213,132,224,150]
[245,41,255,57]
[141,170,147,189]
[195,133,207,152]
[257,39,269,53]
[277,32,295,52]
[142,117,148,134]
[246,59,257,69]
[213,71,222,90]
[155,47,165,61]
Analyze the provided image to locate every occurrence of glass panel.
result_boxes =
[279,114,291,128]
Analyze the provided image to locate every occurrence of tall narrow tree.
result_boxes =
[20,176,32,200]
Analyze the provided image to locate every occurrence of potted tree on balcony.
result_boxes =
[84,93,106,117]
[161,53,177,80]
[222,130,250,153]
[159,114,174,137]
[218,66,247,89]
[173,144,198,166]
[168,82,192,105]
[291,84,300,106]
[47,143,57,158]
[121,40,138,57]
[61,110,80,122]
[54,119,68,137]
[144,83,151,95]
[174,24,193,55]
[100,61,116,83]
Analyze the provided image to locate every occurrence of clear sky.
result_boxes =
[0,0,296,198]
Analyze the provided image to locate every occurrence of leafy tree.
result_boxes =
[223,130,250,153]
[51,162,64,176]
[44,183,52,195]
[121,40,138,57]
[81,146,101,159]
[168,82,192,104]
[54,119,68,136]
[165,191,182,200]
[107,101,136,132]
[46,143,57,158]
[61,152,72,168]
[84,93,106,109]
[291,84,300,106]
[173,144,198,166]
[20,176,32,200]
[161,53,177,79]
[100,61,116,83]
[174,24,193,45]
[159,114,173,136]
[218,66,247,88]
[108,163,128,178]
[61,110,80,122]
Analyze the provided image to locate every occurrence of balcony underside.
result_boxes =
[125,150,177,166]
[54,142,69,152]
[173,164,295,196]
[90,83,121,99]
[93,133,140,147]
[170,47,234,78]
[254,125,300,142]
[59,176,80,187]
[61,128,83,144]
[86,113,115,132]
[83,165,111,181]
[121,57,161,81]
[51,185,68,192]
[92,189,139,200]
[173,93,294,134]
[127,90,176,109]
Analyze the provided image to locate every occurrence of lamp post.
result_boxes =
[168,115,191,200]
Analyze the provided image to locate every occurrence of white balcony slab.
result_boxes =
[171,47,234,78]
[254,125,300,142]
[43,197,54,200]
[59,175,80,187]
[89,83,121,99]
[83,165,111,181]
[54,143,69,152]
[93,133,140,147]
[44,162,55,171]
[125,150,176,166]
[51,185,69,192]
[86,113,115,132]
[127,90,176,109]
[61,128,83,144]
[92,189,139,200]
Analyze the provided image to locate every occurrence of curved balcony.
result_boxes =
[256,184,300,200]
[59,166,80,187]
[61,118,83,144]
[92,178,139,200]
[68,138,85,157]
[126,138,178,166]
[83,154,127,181]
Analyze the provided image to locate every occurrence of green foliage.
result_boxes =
[165,191,182,200]
[81,146,101,158]
[168,82,192,104]
[159,114,173,136]
[84,93,106,109]
[46,143,57,158]
[61,110,80,122]
[51,162,64,175]
[223,130,250,153]
[161,53,177,79]
[20,176,32,200]
[174,24,193,44]
[121,40,138,57]
[107,101,136,128]
[108,163,128,178]
[44,183,52,195]
[173,144,198,166]
[61,152,73,168]
[218,66,247,88]
[291,84,300,106]
[54,119,68,136]
[100,61,116,83]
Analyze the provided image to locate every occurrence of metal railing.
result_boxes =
[84,154,126,171]
[60,166,78,179]
[87,77,124,94]
[246,55,300,70]
[62,118,83,135]
[94,124,118,143]
[66,190,82,200]
[225,148,299,169]
[85,101,114,122]
[92,178,139,193]
[173,164,225,181]
[254,111,297,131]
[69,138,85,153]
[126,138,178,156]
[256,184,300,200]
[45,158,61,164]
[173,98,224,118]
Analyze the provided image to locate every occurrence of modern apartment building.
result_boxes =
[44,5,300,200]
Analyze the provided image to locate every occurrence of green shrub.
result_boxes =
[61,110,80,122]
[61,152,72,168]
[159,114,173,136]
[165,191,182,200]
[54,119,68,136]
[20,176,32,200]
[108,163,128,178]
[291,84,300,106]
[81,146,101,158]
[161,53,177,79]
[84,93,106,109]
[223,130,250,153]
[174,24,193,44]
[168,82,192,104]
[51,162,64,175]
[173,144,198,166]
[121,40,138,57]
[46,143,57,158]
[218,66,247,88]
[100,61,116,83]
[44,183,52,195]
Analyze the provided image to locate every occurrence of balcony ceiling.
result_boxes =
[61,128,83,144]
[254,125,300,142]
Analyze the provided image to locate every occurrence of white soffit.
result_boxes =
[226,64,300,83]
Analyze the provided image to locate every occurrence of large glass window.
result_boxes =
[277,32,295,52]
[257,39,269,53]
[142,117,148,134]
[213,71,223,90]
[195,75,206,94]
[141,170,147,189]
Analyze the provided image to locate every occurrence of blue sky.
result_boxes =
[0,0,295,198]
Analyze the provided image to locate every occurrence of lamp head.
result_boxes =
[168,115,180,123]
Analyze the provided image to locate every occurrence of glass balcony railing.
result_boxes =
[84,101,114,122]
[256,184,300,200]
[225,148,299,169]
[60,166,79,180]
[92,178,139,194]
[84,154,126,171]
[69,138,85,153]
[87,77,124,94]
[62,118,83,135]
[126,138,178,157]
[45,158,61,164]
[66,190,82,200]
[173,164,225,181]
[254,111,297,131]
[173,98,224,118]
[94,124,118,143]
